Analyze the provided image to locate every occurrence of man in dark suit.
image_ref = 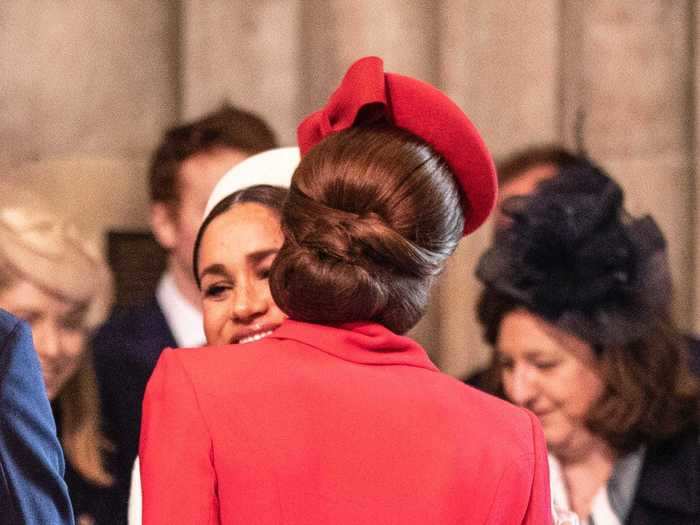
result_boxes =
[92,104,278,520]
[0,308,74,524]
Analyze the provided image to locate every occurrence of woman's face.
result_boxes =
[197,202,287,346]
[496,309,605,457]
[0,280,87,400]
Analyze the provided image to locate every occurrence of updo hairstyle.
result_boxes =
[269,126,465,334]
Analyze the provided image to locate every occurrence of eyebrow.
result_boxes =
[199,248,279,281]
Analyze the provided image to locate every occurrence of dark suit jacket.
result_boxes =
[0,309,74,524]
[626,425,700,524]
[92,299,176,523]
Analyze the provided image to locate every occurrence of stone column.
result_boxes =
[181,0,303,145]
[562,0,695,329]
[0,1,178,163]
[436,0,561,377]
[299,0,440,118]
[0,1,178,236]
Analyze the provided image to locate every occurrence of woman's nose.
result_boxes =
[34,322,62,358]
[507,365,538,407]
[231,282,268,323]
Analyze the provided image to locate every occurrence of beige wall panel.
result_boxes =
[0,1,178,163]
[440,0,560,157]
[695,1,700,333]
[566,1,694,328]
[181,0,302,145]
[436,0,560,377]
[4,157,150,251]
[601,153,694,328]
[299,0,439,117]
[576,1,690,157]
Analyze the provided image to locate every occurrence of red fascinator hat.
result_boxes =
[297,56,497,235]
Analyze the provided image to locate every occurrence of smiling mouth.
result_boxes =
[236,329,275,345]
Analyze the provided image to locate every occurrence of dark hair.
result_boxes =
[477,288,700,453]
[269,126,464,334]
[193,184,288,288]
[496,144,580,185]
[476,156,699,452]
[149,103,278,205]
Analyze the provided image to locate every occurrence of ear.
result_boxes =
[150,202,178,251]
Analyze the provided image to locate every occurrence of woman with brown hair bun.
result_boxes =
[140,56,552,525]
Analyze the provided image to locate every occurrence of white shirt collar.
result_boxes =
[548,448,645,525]
[155,272,205,348]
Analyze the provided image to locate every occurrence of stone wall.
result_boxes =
[1,0,696,376]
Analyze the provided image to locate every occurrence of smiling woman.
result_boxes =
[0,184,117,524]
[128,147,299,525]
[196,190,288,345]
[476,156,700,524]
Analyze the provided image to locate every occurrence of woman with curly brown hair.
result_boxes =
[139,57,552,524]
[476,157,700,524]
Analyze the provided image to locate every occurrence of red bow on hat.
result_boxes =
[297,56,497,236]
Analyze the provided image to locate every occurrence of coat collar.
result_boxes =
[269,319,439,372]
[631,426,699,517]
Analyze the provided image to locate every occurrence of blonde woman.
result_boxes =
[0,186,116,525]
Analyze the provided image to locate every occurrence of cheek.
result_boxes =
[568,369,604,416]
[203,303,230,341]
[501,370,515,398]
[256,281,287,323]
[61,332,87,362]
[544,365,604,417]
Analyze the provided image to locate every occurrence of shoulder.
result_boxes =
[631,425,700,519]
[92,299,174,357]
[0,308,21,342]
[94,299,167,337]
[0,313,34,376]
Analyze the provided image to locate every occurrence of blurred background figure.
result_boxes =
[92,103,278,521]
[476,158,700,524]
[492,145,580,230]
[0,308,74,525]
[0,185,115,525]
[128,146,298,525]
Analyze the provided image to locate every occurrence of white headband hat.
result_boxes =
[203,146,300,221]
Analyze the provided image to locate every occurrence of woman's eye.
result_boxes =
[61,316,84,331]
[258,267,272,280]
[534,361,557,371]
[496,355,514,370]
[203,284,230,299]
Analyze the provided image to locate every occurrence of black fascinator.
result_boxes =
[476,158,671,347]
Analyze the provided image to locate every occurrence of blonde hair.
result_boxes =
[0,189,113,486]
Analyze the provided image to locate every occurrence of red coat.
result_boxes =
[140,320,551,524]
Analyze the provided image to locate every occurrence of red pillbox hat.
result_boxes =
[297,56,497,235]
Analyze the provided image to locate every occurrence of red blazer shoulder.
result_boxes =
[140,321,551,524]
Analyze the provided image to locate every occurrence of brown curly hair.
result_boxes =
[477,288,700,454]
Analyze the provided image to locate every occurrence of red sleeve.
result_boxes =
[139,348,219,524]
[485,409,552,525]
[520,409,553,525]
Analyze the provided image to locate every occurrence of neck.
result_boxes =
[166,258,202,312]
[558,437,616,520]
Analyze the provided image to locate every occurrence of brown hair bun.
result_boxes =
[270,126,464,333]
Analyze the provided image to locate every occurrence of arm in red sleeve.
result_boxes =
[486,409,552,525]
[520,409,553,525]
[139,348,219,525]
